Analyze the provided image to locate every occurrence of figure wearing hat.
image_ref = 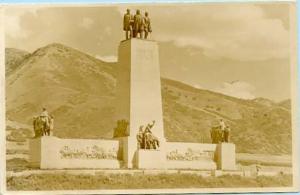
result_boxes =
[133,9,145,38]
[40,107,50,130]
[123,9,134,39]
[143,12,152,39]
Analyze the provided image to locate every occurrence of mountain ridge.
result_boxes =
[5,43,292,155]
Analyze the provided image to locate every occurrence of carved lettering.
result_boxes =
[59,145,118,160]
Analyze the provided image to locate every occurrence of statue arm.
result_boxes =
[152,120,155,125]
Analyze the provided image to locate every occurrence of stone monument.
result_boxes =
[28,10,237,171]
[116,38,166,169]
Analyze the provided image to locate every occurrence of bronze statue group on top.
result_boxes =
[123,9,152,40]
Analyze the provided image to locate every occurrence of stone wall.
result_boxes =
[165,142,217,170]
[29,136,121,169]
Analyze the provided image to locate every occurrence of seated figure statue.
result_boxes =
[136,120,160,150]
[136,126,145,149]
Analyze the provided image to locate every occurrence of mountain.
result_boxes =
[6,43,117,138]
[5,48,30,76]
[161,79,291,154]
[5,43,292,155]
[252,97,275,107]
[278,99,291,110]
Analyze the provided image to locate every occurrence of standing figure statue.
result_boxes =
[123,9,134,40]
[49,115,54,136]
[133,9,144,38]
[219,119,226,142]
[40,107,50,135]
[224,125,231,143]
[143,12,152,39]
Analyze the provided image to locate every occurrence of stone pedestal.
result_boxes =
[216,143,236,170]
[116,39,166,168]
[136,149,166,169]
[121,136,137,168]
[28,137,42,167]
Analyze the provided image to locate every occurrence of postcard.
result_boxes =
[1,2,299,194]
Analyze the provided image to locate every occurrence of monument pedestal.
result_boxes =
[116,38,166,168]
[136,149,166,169]
[216,143,236,170]
[122,136,137,168]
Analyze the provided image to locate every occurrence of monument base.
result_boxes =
[216,143,236,170]
[121,136,137,169]
[28,136,121,169]
[136,149,166,169]
[166,160,216,170]
[28,136,237,171]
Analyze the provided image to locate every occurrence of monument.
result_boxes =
[28,9,236,171]
[116,38,166,169]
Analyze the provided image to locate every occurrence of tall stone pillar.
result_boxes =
[116,38,166,168]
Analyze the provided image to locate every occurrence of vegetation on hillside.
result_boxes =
[5,43,292,155]
[161,79,291,154]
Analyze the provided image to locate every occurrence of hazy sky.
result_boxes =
[5,3,295,101]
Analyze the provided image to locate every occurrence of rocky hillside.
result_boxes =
[5,43,292,154]
[5,48,30,76]
[6,43,117,138]
[161,79,291,154]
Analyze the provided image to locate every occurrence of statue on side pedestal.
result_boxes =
[33,108,54,137]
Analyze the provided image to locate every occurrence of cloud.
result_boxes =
[96,55,117,62]
[142,4,289,61]
[5,5,290,62]
[4,7,39,39]
[214,81,256,99]
[78,17,94,29]
[180,65,188,71]
[5,14,24,38]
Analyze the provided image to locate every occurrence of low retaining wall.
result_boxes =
[29,136,121,169]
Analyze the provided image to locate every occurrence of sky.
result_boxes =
[4,2,296,102]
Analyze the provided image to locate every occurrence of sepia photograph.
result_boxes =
[1,1,299,194]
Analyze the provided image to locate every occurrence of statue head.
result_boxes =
[42,107,46,111]
[126,9,130,14]
[145,12,148,16]
[136,9,140,15]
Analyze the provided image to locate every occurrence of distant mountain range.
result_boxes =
[5,43,292,155]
